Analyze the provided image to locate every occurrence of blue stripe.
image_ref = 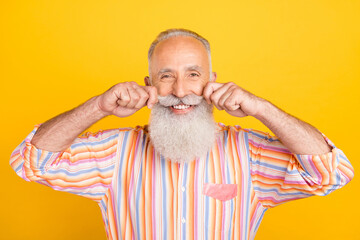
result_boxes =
[295,154,312,175]
[254,209,266,233]
[228,198,234,240]
[339,152,351,165]
[100,199,109,228]
[135,136,145,239]
[40,152,56,175]
[117,131,129,239]
[15,162,24,173]
[253,187,313,197]
[251,160,287,172]
[36,149,42,171]
[66,191,106,196]
[249,130,278,142]
[225,155,234,239]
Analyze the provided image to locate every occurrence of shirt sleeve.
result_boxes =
[9,125,127,202]
[247,128,354,208]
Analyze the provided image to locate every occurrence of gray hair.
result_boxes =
[148,28,212,75]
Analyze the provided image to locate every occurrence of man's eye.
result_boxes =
[189,73,199,77]
[161,74,171,79]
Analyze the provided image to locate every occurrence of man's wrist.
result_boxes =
[252,98,273,121]
[90,96,111,120]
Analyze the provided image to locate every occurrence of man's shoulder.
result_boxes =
[216,123,276,140]
[78,126,148,139]
[216,122,248,133]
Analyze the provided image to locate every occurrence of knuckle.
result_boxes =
[122,95,130,102]
[132,95,140,101]
[233,88,242,94]
[224,101,233,109]
[229,85,238,91]
[141,91,149,97]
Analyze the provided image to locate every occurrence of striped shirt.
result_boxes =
[10,123,354,240]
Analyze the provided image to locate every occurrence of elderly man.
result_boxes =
[10,29,354,240]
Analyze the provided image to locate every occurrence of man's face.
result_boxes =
[147,35,217,162]
[147,36,215,115]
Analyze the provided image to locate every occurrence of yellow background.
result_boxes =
[1,0,359,239]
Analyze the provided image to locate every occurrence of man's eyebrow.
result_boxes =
[158,68,173,74]
[157,65,203,75]
[185,65,203,72]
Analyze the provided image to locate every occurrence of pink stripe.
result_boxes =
[56,152,117,166]
[251,170,285,180]
[236,131,245,238]
[220,136,226,240]
[252,170,310,185]
[128,133,141,198]
[152,151,156,240]
[128,134,142,238]
[258,195,304,204]
[217,138,226,184]
[248,139,292,154]
[52,182,111,191]
[194,159,199,240]
[221,201,226,240]
[283,179,313,185]
[249,201,262,230]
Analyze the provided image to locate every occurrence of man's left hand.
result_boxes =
[203,82,265,118]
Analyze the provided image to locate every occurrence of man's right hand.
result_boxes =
[31,81,158,152]
[96,82,158,118]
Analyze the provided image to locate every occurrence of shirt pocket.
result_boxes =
[202,183,237,202]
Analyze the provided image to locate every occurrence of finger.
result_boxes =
[203,82,224,104]
[144,86,158,109]
[133,86,149,109]
[225,92,247,117]
[224,90,241,111]
[117,87,131,107]
[218,89,233,110]
[208,82,236,110]
[125,86,141,109]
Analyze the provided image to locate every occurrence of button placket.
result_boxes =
[178,163,188,233]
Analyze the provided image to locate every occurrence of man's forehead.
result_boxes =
[152,36,207,56]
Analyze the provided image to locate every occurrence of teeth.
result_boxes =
[172,104,191,110]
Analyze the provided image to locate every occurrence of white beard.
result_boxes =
[148,95,217,163]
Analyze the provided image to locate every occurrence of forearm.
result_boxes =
[31,96,107,152]
[254,100,331,155]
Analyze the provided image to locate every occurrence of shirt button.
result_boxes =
[181,186,185,192]
[182,218,186,223]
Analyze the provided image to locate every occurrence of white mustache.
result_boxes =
[157,94,204,107]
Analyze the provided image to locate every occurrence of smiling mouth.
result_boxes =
[171,104,191,110]
[170,104,194,114]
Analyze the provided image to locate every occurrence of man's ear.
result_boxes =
[210,72,217,82]
[144,76,151,86]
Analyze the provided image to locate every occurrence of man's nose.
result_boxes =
[172,79,189,98]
